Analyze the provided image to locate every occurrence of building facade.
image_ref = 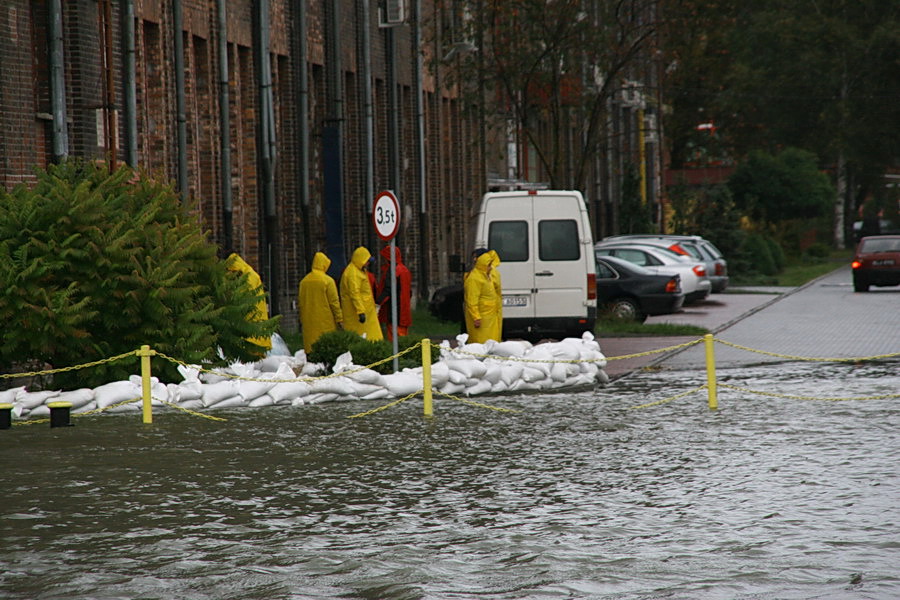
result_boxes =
[0,0,486,329]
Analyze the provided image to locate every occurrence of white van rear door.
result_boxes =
[484,196,536,321]
[532,196,587,320]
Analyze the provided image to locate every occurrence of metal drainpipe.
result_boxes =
[123,0,138,166]
[413,0,428,301]
[295,0,310,266]
[49,0,69,162]
[217,0,233,254]
[173,0,188,197]
[256,0,279,314]
[100,0,117,168]
[361,0,376,252]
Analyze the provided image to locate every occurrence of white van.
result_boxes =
[473,190,597,340]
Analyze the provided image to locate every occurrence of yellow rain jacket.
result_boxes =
[225,253,272,352]
[340,247,383,341]
[489,250,503,340]
[298,252,343,353]
[464,251,501,343]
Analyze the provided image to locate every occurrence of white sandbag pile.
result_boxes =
[4,332,607,420]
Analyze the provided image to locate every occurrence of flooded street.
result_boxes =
[1,360,898,600]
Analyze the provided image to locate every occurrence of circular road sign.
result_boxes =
[373,190,401,241]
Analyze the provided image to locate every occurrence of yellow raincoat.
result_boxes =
[340,247,383,341]
[489,251,503,340]
[225,253,272,352]
[298,252,343,353]
[464,250,501,343]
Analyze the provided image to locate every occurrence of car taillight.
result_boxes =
[587,273,596,300]
[715,262,725,276]
[851,260,862,269]
[667,243,689,256]
[665,278,680,293]
[692,265,706,277]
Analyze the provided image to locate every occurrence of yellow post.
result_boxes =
[422,339,433,417]
[704,334,718,410]
[139,345,154,423]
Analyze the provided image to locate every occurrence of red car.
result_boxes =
[851,235,900,292]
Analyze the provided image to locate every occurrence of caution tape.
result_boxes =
[714,339,900,362]
[347,390,420,418]
[717,382,900,402]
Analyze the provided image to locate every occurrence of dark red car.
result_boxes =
[851,235,900,292]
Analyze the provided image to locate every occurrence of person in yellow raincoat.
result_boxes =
[339,246,383,340]
[224,252,272,353]
[489,250,503,340]
[298,252,343,353]
[464,250,501,343]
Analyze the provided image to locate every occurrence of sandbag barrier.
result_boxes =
[1,333,897,426]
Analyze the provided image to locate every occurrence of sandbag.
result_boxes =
[382,371,422,396]
[444,358,487,379]
[309,375,356,397]
[248,395,276,408]
[427,361,450,388]
[15,389,61,410]
[465,379,493,396]
[268,381,310,404]
[94,381,140,409]
[201,380,240,407]
[489,340,532,358]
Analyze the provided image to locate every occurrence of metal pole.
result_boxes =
[173,0,188,197]
[217,0,233,252]
[390,239,398,372]
[48,0,69,161]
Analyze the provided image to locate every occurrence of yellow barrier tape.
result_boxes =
[607,338,705,361]
[628,385,708,410]
[0,351,137,379]
[159,400,228,421]
[347,390,420,418]
[714,339,900,363]
[718,382,900,402]
[434,390,519,413]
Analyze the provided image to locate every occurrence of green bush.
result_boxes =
[308,329,365,368]
[0,160,278,388]
[739,233,778,276]
[307,329,435,374]
[803,242,831,261]
[764,236,786,271]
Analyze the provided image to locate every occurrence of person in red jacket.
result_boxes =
[376,245,412,341]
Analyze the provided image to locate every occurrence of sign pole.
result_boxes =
[372,190,401,372]
[390,238,398,372]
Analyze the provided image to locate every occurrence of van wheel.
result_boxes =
[603,298,646,323]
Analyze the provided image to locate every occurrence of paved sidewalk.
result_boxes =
[599,266,900,379]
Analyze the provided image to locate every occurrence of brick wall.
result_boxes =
[1,0,484,333]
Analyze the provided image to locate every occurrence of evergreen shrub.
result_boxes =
[0,160,278,388]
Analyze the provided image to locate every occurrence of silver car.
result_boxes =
[600,234,728,292]
[594,242,712,304]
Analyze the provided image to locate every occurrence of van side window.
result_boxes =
[488,221,529,262]
[538,220,580,261]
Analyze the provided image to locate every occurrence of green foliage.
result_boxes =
[0,160,278,388]
[308,329,365,368]
[738,233,778,277]
[728,148,834,224]
[619,163,655,234]
[307,329,435,374]
[803,243,831,261]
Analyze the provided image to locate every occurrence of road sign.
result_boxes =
[373,190,401,241]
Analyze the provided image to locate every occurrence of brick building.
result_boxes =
[0,0,485,330]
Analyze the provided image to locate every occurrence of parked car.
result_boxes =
[595,255,684,323]
[594,242,711,304]
[429,282,464,324]
[851,235,900,292]
[601,234,729,292]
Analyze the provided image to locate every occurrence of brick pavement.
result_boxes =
[598,266,900,379]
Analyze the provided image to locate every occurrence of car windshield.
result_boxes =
[860,238,900,252]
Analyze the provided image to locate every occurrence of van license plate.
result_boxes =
[503,295,528,307]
